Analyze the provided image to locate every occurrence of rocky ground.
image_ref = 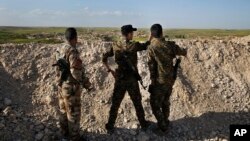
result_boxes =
[0,35,250,141]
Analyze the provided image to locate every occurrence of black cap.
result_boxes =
[121,24,137,35]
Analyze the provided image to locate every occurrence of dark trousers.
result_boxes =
[107,77,147,128]
[149,84,173,130]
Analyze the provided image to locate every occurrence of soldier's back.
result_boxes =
[149,38,176,83]
[113,40,138,69]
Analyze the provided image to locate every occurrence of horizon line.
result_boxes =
[0,26,250,30]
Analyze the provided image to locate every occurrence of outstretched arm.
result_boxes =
[172,41,187,56]
[134,35,153,51]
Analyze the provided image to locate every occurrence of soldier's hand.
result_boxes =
[108,69,116,78]
[82,78,92,90]
[148,34,153,42]
[184,48,188,57]
[84,81,91,89]
[151,79,157,85]
[86,86,95,92]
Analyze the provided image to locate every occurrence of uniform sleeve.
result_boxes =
[172,42,187,56]
[133,41,150,51]
[68,50,83,81]
[102,47,114,63]
[54,52,61,83]
[147,47,158,82]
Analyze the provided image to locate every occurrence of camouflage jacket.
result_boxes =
[55,44,87,85]
[102,40,150,77]
[147,38,187,84]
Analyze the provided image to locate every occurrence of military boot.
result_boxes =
[105,123,115,134]
[140,120,151,131]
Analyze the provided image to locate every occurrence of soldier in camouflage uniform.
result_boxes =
[147,24,187,132]
[102,25,152,133]
[55,28,91,141]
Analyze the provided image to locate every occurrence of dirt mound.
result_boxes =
[0,36,249,141]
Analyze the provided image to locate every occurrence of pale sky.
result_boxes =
[0,0,250,29]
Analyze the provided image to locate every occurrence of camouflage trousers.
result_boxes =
[106,77,147,128]
[58,83,81,141]
[149,83,173,131]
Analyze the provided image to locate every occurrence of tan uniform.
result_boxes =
[56,44,84,141]
[147,38,187,131]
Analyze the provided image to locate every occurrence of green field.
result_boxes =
[163,29,250,39]
[0,27,64,44]
[0,26,250,44]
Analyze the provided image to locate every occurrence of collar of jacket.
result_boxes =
[151,37,165,46]
[152,37,165,42]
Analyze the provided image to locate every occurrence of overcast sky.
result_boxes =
[0,0,250,29]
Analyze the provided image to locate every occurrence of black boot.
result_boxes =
[105,123,114,134]
[141,120,150,131]
[159,120,169,132]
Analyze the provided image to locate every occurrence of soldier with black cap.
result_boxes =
[102,24,152,133]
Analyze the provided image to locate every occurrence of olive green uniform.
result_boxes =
[102,40,150,130]
[147,38,187,131]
